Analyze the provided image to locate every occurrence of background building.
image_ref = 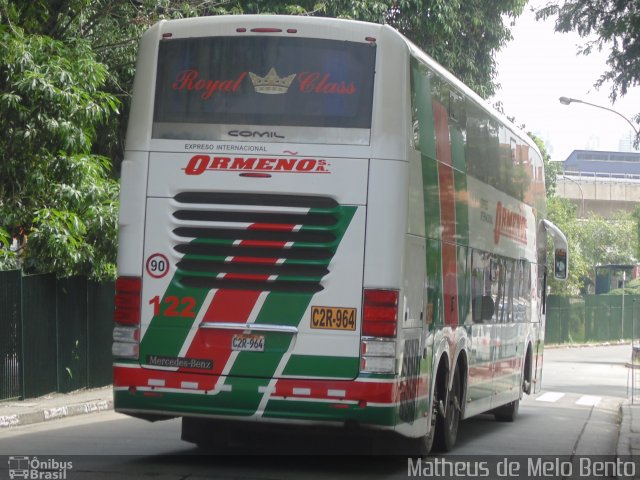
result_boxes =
[556,149,640,218]
[619,132,640,153]
[563,149,640,176]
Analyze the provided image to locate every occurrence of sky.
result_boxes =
[493,0,640,162]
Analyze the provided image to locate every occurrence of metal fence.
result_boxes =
[546,294,640,344]
[0,271,114,401]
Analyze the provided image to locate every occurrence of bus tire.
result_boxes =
[434,363,462,452]
[523,345,533,395]
[412,410,436,456]
[493,399,519,422]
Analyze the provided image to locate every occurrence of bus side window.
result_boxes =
[504,258,515,323]
[471,250,492,323]
[471,250,482,322]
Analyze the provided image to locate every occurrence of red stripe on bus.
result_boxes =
[236,240,292,248]
[180,289,263,374]
[273,378,397,403]
[178,223,293,375]
[224,273,274,281]
[468,355,522,383]
[433,100,459,327]
[231,256,282,264]
[247,223,297,232]
[433,101,452,166]
[114,365,219,390]
[113,365,430,405]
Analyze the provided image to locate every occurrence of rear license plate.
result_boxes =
[232,334,265,352]
[311,306,357,331]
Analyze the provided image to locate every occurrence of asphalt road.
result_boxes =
[0,344,632,479]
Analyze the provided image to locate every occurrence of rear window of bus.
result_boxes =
[152,36,376,139]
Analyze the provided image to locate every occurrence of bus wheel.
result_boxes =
[413,395,437,456]
[434,364,462,452]
[493,399,519,422]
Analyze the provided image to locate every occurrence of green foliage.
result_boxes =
[383,0,527,98]
[608,277,640,296]
[536,0,640,143]
[547,196,637,296]
[546,196,582,295]
[0,20,119,280]
[632,204,640,262]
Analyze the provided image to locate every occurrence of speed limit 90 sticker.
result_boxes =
[146,253,170,279]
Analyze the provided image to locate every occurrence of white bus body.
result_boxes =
[113,15,567,453]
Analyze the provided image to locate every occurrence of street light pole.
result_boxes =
[559,174,585,217]
[559,96,639,145]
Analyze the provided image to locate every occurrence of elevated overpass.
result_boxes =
[556,171,640,218]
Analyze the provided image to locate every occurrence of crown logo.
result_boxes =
[249,68,296,94]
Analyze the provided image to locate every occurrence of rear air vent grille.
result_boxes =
[172,193,344,293]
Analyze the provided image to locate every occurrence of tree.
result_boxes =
[536,0,640,144]
[632,204,640,262]
[283,0,528,98]
[0,9,120,279]
[547,200,637,295]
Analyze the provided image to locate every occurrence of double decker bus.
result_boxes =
[112,15,568,453]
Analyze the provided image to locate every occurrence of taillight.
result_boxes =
[114,277,141,325]
[113,276,141,360]
[360,289,398,375]
[362,289,398,337]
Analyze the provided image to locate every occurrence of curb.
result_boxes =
[0,398,113,429]
[618,400,632,458]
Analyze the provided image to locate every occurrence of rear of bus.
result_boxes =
[112,15,414,440]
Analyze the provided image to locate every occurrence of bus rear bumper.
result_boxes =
[113,363,400,428]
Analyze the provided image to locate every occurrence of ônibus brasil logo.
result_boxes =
[184,154,331,175]
[8,456,73,479]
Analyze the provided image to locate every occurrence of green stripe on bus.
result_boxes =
[227,292,311,379]
[282,355,359,378]
[453,167,471,323]
[422,155,444,326]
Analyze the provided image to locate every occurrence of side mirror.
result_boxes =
[554,248,568,280]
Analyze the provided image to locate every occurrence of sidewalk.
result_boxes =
[0,386,113,429]
[618,400,640,459]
